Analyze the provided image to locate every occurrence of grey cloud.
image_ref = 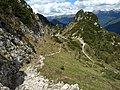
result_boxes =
[26,0,120,16]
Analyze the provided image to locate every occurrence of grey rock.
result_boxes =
[16,55,80,90]
[0,83,10,90]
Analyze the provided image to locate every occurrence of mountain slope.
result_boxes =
[48,11,120,34]
[0,0,52,89]
[47,14,75,25]
[105,19,120,34]
[51,19,66,26]
[0,0,120,90]
[0,0,79,90]
[39,10,120,90]
[94,10,120,26]
[0,0,37,89]
[62,10,120,70]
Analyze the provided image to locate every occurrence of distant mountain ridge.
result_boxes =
[51,19,66,26]
[47,14,75,25]
[105,20,120,34]
[94,10,120,34]
[47,10,120,34]
[94,10,120,26]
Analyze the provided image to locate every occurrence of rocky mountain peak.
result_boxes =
[74,9,98,24]
[62,10,101,39]
[60,9,120,71]
[74,9,84,21]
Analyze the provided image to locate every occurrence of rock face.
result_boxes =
[0,24,34,89]
[0,0,41,89]
[0,83,10,90]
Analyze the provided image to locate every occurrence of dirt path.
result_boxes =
[55,33,94,63]
[45,44,62,57]
[77,38,94,63]
[16,44,80,90]
[55,33,68,40]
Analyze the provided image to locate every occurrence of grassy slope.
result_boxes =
[33,35,120,90]
[13,4,120,89]
[35,10,120,90]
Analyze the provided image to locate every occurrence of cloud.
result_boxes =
[74,0,120,11]
[25,0,120,16]
[27,0,65,4]
[27,0,78,16]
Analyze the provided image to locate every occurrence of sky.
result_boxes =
[25,0,120,16]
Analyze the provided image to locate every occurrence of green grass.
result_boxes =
[38,46,120,90]
[32,10,120,90]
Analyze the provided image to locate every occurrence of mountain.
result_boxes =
[0,0,120,90]
[106,21,120,34]
[51,19,66,26]
[94,10,120,26]
[40,10,120,90]
[104,19,120,34]
[48,10,120,34]
[47,14,75,25]
[94,10,120,35]
[36,13,51,26]
[47,10,120,27]
[0,0,79,89]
